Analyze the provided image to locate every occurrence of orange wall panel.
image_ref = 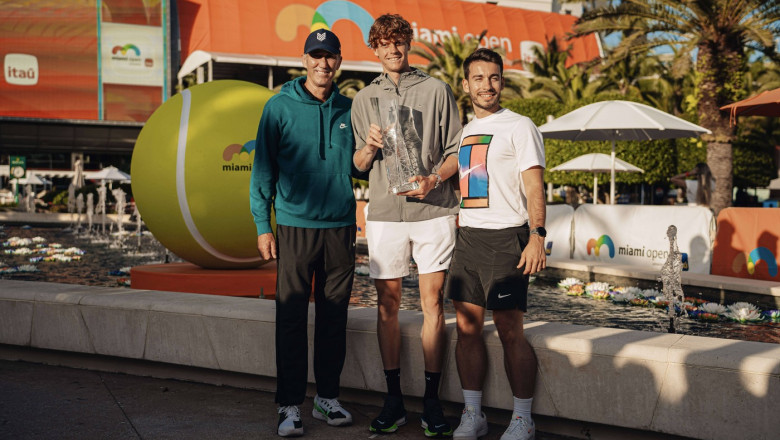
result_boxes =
[711,208,780,282]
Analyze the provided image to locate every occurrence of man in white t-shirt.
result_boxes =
[444,48,546,440]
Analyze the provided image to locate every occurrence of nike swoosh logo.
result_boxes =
[435,424,446,428]
[460,164,483,178]
[498,293,510,299]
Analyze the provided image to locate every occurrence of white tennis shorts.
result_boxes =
[366,215,457,279]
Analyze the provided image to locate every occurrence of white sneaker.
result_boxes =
[453,405,488,439]
[499,414,535,440]
[312,394,353,426]
[277,405,303,437]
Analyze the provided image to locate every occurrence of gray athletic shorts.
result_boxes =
[444,225,530,311]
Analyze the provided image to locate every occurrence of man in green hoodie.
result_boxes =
[250,29,356,438]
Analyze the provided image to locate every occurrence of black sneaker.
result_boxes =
[369,394,407,434]
[421,398,453,437]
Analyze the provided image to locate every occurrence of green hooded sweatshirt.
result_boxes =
[250,77,356,235]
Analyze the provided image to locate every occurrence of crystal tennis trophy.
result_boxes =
[373,97,420,194]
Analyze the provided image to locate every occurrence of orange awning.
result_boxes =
[720,87,780,125]
[177,0,602,72]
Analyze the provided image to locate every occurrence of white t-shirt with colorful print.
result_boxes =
[456,108,545,229]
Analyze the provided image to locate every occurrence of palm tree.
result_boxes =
[411,31,487,124]
[273,69,365,98]
[745,53,780,95]
[569,0,780,215]
[525,37,607,105]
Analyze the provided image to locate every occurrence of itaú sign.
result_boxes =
[178,0,602,71]
[4,54,38,86]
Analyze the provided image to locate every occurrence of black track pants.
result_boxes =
[274,224,356,406]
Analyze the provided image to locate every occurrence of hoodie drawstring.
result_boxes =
[323,99,333,160]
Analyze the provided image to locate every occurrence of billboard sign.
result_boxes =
[0,1,169,123]
[178,0,601,72]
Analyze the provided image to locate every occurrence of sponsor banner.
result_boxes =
[0,2,99,120]
[546,204,573,259]
[101,23,164,86]
[572,205,714,274]
[711,208,780,281]
[178,0,601,71]
[0,0,167,122]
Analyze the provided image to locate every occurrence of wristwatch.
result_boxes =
[530,226,547,238]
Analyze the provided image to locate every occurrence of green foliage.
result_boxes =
[733,140,776,188]
[411,31,486,124]
[732,116,780,188]
[502,98,564,127]
[49,190,68,207]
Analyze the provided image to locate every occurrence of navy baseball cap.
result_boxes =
[303,29,341,55]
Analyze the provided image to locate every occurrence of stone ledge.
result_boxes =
[0,279,777,440]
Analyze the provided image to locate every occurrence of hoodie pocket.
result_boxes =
[286,172,354,222]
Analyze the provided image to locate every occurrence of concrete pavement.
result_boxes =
[0,357,578,440]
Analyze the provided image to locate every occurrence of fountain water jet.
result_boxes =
[86,193,94,234]
[111,188,127,248]
[75,194,84,232]
[24,184,35,213]
[133,204,142,248]
[96,184,107,235]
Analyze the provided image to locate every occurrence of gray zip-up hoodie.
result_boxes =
[351,69,462,222]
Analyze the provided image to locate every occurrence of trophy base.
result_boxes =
[391,181,420,194]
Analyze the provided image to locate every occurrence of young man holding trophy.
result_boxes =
[352,13,462,438]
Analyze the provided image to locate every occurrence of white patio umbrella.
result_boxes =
[88,166,131,189]
[16,173,48,186]
[550,153,644,204]
[539,100,711,204]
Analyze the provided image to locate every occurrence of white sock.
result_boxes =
[512,396,533,420]
[462,389,482,415]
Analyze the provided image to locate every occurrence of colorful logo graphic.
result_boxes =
[731,247,779,277]
[112,44,141,56]
[458,134,491,208]
[545,241,552,256]
[277,1,374,45]
[222,140,256,172]
[586,235,615,258]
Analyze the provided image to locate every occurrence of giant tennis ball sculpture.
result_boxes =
[131,80,275,269]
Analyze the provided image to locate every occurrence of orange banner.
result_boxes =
[177,0,601,70]
[711,208,780,281]
[0,0,167,122]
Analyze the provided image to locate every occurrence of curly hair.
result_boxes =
[368,14,413,49]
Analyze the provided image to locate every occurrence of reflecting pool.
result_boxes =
[2,225,778,344]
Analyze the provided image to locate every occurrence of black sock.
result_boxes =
[424,371,441,400]
[385,368,402,396]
